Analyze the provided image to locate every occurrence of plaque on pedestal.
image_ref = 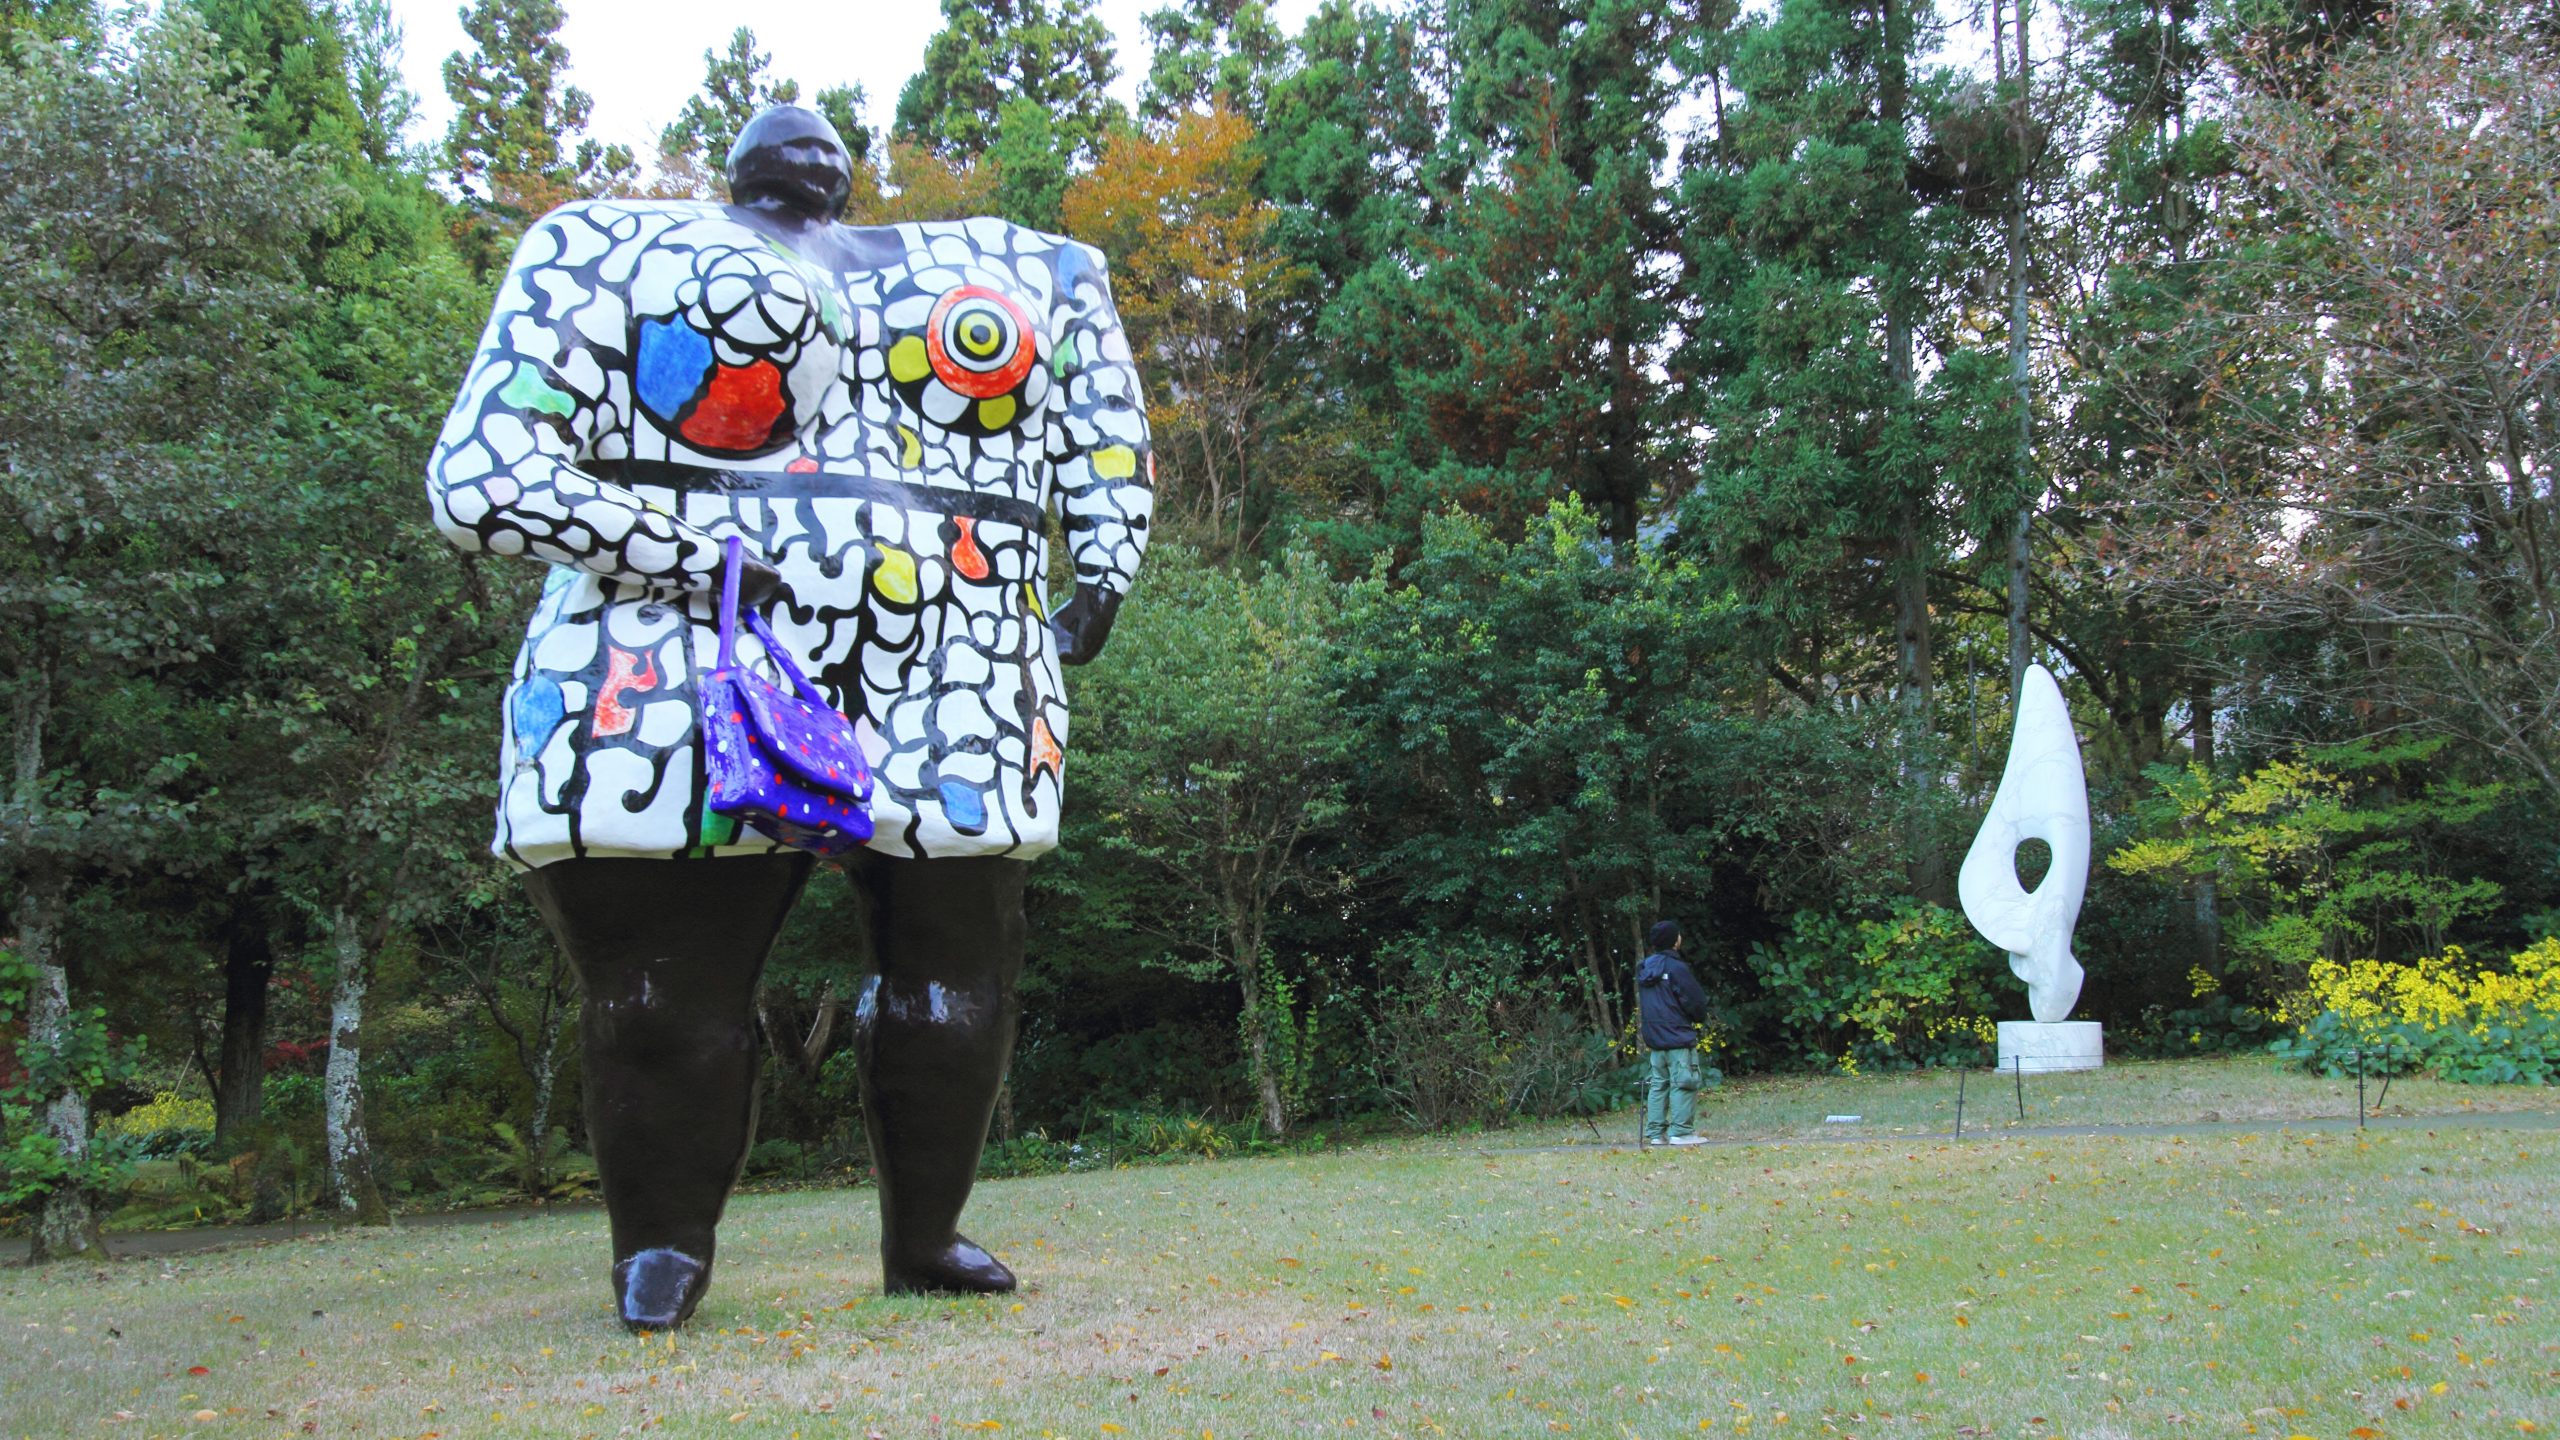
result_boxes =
[1996,1019,2104,1074]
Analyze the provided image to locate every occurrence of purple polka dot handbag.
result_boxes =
[700,536,874,855]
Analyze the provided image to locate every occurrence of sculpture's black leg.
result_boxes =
[522,853,813,1330]
[845,852,1027,1294]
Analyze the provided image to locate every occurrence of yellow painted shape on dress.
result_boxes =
[978,394,1017,430]
[872,546,919,605]
[1023,583,1045,620]
[1094,445,1138,479]
[888,335,931,384]
[898,424,921,468]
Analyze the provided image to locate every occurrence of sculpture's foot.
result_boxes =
[614,1247,711,1331]
[883,1235,1016,1296]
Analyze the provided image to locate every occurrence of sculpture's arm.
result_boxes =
[425,213,725,596]
[1043,240,1154,666]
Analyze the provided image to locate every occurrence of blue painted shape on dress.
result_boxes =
[511,674,565,759]
[937,779,988,833]
[635,317,712,420]
[1054,239,1095,296]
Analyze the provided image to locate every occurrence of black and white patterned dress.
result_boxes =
[426,203,1152,867]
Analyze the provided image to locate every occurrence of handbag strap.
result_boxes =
[717,535,743,671]
[718,534,837,713]
[744,610,835,710]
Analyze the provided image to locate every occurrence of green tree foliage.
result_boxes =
[342,0,416,167]
[0,0,96,50]
[1067,547,1349,1135]
[988,96,1070,230]
[1332,503,1746,1040]
[813,84,874,169]
[1386,0,1686,549]
[893,0,1126,167]
[1140,0,1286,121]
[659,26,800,178]
[2109,740,2508,994]
[1674,0,2024,899]
[441,0,631,217]
[0,8,336,1255]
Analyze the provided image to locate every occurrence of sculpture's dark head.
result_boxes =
[727,105,853,221]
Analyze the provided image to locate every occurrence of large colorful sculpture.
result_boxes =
[425,107,1151,1328]
[1958,663,2103,1072]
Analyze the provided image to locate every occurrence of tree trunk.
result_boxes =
[1896,499,1947,903]
[14,651,101,1262]
[2002,0,2035,698]
[526,984,567,1168]
[212,896,275,1155]
[19,868,104,1263]
[1880,0,1944,905]
[1234,941,1286,1137]
[2190,671,2220,972]
[323,902,391,1225]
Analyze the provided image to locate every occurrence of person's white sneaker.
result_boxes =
[1665,1134,1709,1147]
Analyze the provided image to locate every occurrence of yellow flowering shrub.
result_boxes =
[2273,938,2560,1084]
[98,1090,218,1156]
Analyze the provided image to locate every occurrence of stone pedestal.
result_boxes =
[1996,1020,2104,1074]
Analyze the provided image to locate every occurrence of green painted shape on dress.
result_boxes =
[1053,333,1079,377]
[697,809,740,848]
[501,362,577,419]
[818,287,847,343]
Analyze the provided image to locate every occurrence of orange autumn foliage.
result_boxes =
[1063,105,1309,555]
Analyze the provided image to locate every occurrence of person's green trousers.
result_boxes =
[1644,1046,1701,1142]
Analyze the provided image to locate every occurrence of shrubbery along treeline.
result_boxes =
[3,0,2555,1250]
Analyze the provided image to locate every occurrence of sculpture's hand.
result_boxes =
[728,550,792,611]
[1050,588,1125,666]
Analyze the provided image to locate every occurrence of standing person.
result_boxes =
[1636,920,1711,1147]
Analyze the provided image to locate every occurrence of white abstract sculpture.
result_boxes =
[1960,663,2090,1025]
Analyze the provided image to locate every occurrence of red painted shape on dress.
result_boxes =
[593,647,661,738]
[786,454,819,474]
[1030,715,1064,781]
[953,515,991,581]
[679,360,786,452]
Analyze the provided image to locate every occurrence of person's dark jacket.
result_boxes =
[1636,949,1710,1050]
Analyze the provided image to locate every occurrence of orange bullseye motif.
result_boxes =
[925,286,1036,399]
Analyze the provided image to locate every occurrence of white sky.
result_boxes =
[386,1,1324,162]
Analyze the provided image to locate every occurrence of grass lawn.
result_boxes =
[1494,1054,2560,1149]
[4,1058,2556,1440]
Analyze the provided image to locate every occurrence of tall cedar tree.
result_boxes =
[893,0,1126,168]
[441,0,631,228]
[658,26,869,190]
[1140,0,1287,121]
[1311,0,1679,559]
[1677,0,2016,899]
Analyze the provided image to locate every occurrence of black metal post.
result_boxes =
[2356,1047,2367,1128]
[2014,1054,2026,1120]
[1955,1066,1966,1139]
